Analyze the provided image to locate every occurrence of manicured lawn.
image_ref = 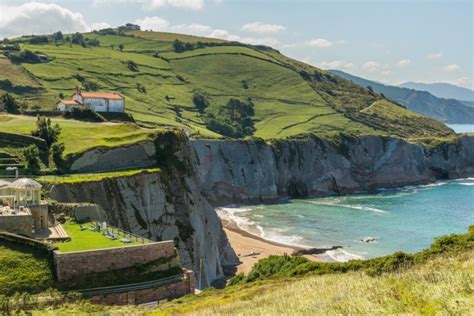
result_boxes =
[56,222,142,253]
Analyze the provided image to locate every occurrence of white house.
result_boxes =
[57,87,125,113]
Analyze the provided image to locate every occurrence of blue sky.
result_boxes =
[1,0,472,89]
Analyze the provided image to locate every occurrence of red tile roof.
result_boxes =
[57,100,79,105]
[80,92,124,100]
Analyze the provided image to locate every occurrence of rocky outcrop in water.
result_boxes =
[192,135,474,206]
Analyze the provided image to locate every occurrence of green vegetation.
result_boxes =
[56,221,142,253]
[0,29,453,143]
[0,114,159,156]
[0,239,54,296]
[37,168,159,184]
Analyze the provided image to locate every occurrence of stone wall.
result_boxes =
[54,241,175,282]
[87,270,195,305]
[0,214,32,237]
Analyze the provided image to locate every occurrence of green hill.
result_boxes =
[0,30,452,143]
[331,69,474,124]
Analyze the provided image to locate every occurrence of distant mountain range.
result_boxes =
[400,82,474,102]
[330,70,474,124]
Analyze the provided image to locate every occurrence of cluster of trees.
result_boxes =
[192,93,256,138]
[6,50,42,64]
[71,33,100,48]
[172,39,276,53]
[23,117,65,174]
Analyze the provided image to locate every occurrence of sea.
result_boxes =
[446,124,474,133]
[217,178,474,262]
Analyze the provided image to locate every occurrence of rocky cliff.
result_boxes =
[192,134,474,206]
[48,132,474,287]
[49,132,239,288]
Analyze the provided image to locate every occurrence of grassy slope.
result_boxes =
[0,31,453,143]
[0,114,158,155]
[0,240,54,296]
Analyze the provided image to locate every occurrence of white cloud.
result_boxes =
[397,59,411,67]
[134,16,170,31]
[0,2,88,38]
[362,61,391,75]
[146,0,204,10]
[306,38,333,48]
[440,64,461,72]
[316,60,356,72]
[90,22,112,31]
[427,52,443,59]
[241,21,286,34]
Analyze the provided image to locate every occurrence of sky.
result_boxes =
[0,0,473,89]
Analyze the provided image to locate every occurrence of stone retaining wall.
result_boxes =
[54,241,175,282]
[88,270,195,305]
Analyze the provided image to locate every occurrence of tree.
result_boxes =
[0,93,19,113]
[192,93,208,113]
[52,31,63,42]
[23,145,41,175]
[51,143,65,171]
[118,44,124,52]
[31,116,61,148]
[71,32,84,45]
[172,39,186,53]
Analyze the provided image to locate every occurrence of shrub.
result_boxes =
[51,143,65,172]
[126,60,138,71]
[31,116,61,148]
[192,93,208,113]
[23,145,41,175]
[204,98,255,138]
[0,93,19,114]
[28,36,49,44]
[63,107,104,122]
[7,50,41,64]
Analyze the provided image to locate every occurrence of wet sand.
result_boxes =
[222,220,319,274]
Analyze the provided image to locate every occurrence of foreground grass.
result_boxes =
[156,252,473,315]
[0,240,54,296]
[56,222,142,253]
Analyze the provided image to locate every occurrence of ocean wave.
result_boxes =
[458,182,474,186]
[308,201,386,214]
[420,182,447,188]
[216,207,265,237]
[316,248,365,262]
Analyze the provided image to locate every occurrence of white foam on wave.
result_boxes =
[458,182,474,186]
[420,182,447,188]
[315,248,365,262]
[308,201,386,214]
[216,207,265,237]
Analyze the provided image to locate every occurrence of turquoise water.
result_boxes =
[446,124,474,133]
[218,178,474,261]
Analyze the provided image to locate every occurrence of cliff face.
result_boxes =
[49,133,238,288]
[49,132,474,287]
[192,135,474,206]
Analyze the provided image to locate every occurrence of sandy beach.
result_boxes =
[222,220,319,274]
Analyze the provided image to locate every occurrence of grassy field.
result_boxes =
[0,30,454,142]
[0,114,159,155]
[0,240,54,296]
[56,221,142,253]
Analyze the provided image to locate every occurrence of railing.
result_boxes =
[71,273,184,297]
[89,220,152,244]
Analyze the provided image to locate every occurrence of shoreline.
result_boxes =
[222,220,321,274]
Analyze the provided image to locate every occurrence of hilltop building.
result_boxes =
[0,178,49,237]
[57,87,125,113]
[124,23,141,31]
